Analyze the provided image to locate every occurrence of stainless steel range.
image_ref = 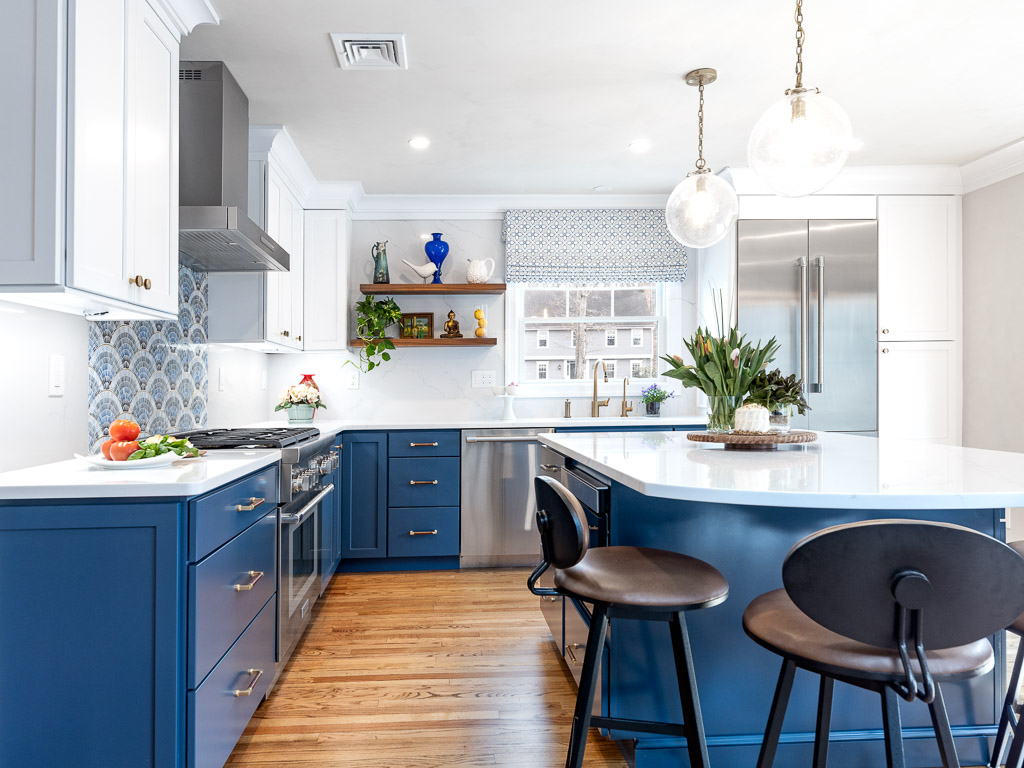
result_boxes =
[176,427,338,683]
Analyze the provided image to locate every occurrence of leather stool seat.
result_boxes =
[744,589,994,684]
[555,546,728,610]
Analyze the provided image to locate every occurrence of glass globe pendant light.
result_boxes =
[748,0,852,196]
[665,68,738,249]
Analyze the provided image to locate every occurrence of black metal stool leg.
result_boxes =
[993,642,1024,768]
[756,658,797,768]
[669,611,710,768]
[882,686,906,768]
[928,684,961,768]
[564,602,609,768]
[1006,721,1024,768]
[813,675,834,768]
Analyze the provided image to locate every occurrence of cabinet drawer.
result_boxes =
[387,507,460,557]
[188,595,275,768]
[388,457,460,507]
[388,430,460,458]
[190,466,278,561]
[189,512,277,688]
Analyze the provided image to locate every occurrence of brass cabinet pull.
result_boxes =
[409,480,438,485]
[564,643,581,665]
[589,525,599,531]
[540,464,561,472]
[128,274,146,287]
[882,328,889,334]
[235,497,265,512]
[882,348,889,354]
[233,570,264,592]
[296,335,302,341]
[409,530,438,536]
[282,330,290,337]
[143,277,152,290]
[334,445,343,450]
[232,668,263,697]
[409,442,439,447]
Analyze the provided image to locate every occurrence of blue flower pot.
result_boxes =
[424,233,449,284]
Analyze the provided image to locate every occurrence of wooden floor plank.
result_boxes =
[226,568,627,767]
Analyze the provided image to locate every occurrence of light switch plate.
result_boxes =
[344,368,359,390]
[48,354,65,397]
[472,369,496,388]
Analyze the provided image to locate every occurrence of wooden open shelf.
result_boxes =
[359,283,506,295]
[349,337,498,348]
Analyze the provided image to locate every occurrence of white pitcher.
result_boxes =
[465,258,496,284]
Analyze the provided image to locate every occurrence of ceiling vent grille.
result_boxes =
[179,69,203,80]
[329,33,408,70]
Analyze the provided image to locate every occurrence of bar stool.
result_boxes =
[527,476,729,768]
[989,541,1024,768]
[743,519,1024,768]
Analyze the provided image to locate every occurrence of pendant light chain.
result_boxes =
[695,79,706,172]
[794,0,805,89]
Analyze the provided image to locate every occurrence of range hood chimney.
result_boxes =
[178,61,289,272]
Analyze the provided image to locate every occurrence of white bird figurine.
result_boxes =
[402,259,439,284]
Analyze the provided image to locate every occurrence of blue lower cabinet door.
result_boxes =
[387,457,460,507]
[188,596,276,768]
[341,432,388,559]
[387,507,460,557]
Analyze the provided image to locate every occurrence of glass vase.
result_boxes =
[645,401,662,416]
[706,396,741,433]
[769,406,792,434]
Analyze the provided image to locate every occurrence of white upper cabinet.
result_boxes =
[878,196,959,341]
[303,210,350,351]
[264,167,304,350]
[1,0,184,319]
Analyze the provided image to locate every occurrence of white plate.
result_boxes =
[75,451,187,469]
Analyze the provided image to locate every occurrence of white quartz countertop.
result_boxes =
[539,431,1024,510]
[0,449,279,501]
[244,414,706,434]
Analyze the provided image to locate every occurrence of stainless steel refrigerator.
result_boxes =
[736,219,877,433]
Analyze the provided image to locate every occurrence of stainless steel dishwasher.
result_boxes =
[460,428,555,567]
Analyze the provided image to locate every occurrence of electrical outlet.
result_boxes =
[48,354,65,397]
[344,368,360,390]
[472,369,496,388]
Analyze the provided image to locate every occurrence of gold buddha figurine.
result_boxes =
[441,310,463,339]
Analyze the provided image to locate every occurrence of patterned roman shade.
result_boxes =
[502,208,687,284]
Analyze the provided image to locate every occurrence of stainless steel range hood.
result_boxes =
[178,61,289,272]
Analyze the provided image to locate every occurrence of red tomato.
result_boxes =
[100,439,115,461]
[109,440,140,462]
[109,419,141,442]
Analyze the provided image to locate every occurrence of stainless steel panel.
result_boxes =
[563,598,602,716]
[460,428,554,567]
[737,220,810,430]
[537,568,563,649]
[806,220,878,431]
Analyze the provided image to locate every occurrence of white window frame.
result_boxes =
[536,361,548,380]
[631,327,643,347]
[631,359,643,377]
[505,283,685,398]
[605,329,617,347]
[605,360,616,378]
[537,328,549,348]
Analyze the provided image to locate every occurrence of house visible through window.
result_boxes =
[517,283,663,384]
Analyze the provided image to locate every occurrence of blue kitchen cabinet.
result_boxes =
[554,423,700,433]
[341,431,388,559]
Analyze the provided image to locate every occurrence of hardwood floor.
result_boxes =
[227,568,628,767]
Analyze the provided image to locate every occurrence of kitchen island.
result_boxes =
[537,430,1024,768]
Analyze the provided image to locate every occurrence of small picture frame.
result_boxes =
[400,312,434,339]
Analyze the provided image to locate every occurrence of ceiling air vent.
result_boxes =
[329,33,408,70]
[179,68,203,80]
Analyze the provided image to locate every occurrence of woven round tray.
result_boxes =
[686,430,817,451]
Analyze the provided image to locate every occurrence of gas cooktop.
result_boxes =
[175,427,321,449]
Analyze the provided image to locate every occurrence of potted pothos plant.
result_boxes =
[350,295,402,372]
[745,368,810,433]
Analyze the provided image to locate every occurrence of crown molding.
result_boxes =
[154,0,219,38]
[729,165,964,196]
[248,125,318,203]
[343,193,670,220]
[960,139,1024,194]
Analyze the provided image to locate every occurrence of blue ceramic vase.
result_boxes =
[423,233,449,284]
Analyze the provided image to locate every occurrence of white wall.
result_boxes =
[0,302,89,471]
[962,172,1024,453]
[207,345,272,428]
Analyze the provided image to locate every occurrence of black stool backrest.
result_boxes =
[534,476,589,569]
[783,519,1024,650]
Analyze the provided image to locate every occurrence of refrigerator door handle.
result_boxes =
[815,255,824,393]
[799,256,809,395]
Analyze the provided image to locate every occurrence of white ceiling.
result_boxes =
[181,0,1024,195]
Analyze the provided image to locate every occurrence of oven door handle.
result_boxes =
[280,484,334,525]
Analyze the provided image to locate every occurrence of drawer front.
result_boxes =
[191,466,278,561]
[189,512,277,688]
[388,457,460,507]
[387,506,460,557]
[188,595,275,768]
[388,430,460,458]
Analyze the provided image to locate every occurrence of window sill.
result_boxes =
[507,380,668,399]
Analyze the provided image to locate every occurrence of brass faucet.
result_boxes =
[621,377,633,417]
[591,360,609,417]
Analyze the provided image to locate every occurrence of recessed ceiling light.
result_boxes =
[848,137,865,151]
[593,185,612,192]
[628,139,652,153]
[408,136,430,150]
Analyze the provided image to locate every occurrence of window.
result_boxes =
[514,283,663,389]
[631,328,643,347]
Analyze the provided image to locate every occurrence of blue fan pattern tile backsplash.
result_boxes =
[87,268,208,451]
